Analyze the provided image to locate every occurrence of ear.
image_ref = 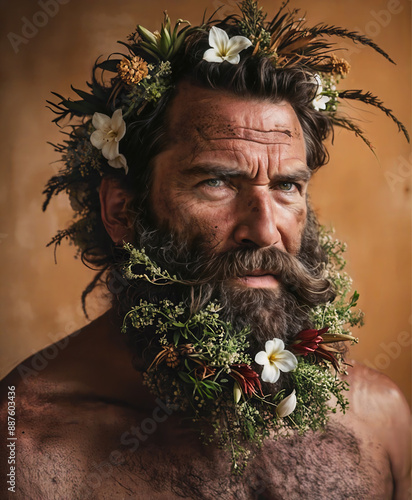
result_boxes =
[99,177,134,245]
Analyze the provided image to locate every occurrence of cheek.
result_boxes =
[281,205,307,253]
[180,207,234,248]
[151,182,228,245]
[151,174,188,226]
[293,206,307,226]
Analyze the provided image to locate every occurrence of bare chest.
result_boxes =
[18,405,392,500]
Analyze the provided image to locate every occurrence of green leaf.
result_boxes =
[179,327,189,339]
[172,321,186,328]
[89,83,108,101]
[138,25,158,44]
[195,384,215,400]
[96,59,121,72]
[169,29,188,57]
[139,43,161,60]
[64,100,98,115]
[159,29,170,56]
[178,372,193,384]
[70,86,102,106]
[161,25,171,45]
[202,380,222,392]
[172,20,190,41]
[163,14,171,33]
[349,290,359,307]
[245,420,255,438]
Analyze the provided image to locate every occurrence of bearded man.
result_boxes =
[0,2,410,499]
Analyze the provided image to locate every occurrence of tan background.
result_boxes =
[0,0,410,405]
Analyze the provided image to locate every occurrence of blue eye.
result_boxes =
[278,182,294,191]
[205,179,223,188]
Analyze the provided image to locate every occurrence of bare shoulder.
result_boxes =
[343,360,411,498]
[344,360,410,422]
[0,369,56,498]
[0,310,141,498]
[0,337,90,499]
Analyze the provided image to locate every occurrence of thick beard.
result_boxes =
[218,285,309,354]
[111,205,334,395]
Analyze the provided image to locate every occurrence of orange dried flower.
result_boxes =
[117,56,149,85]
[330,55,350,76]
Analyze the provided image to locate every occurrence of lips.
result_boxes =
[244,269,275,277]
[234,269,279,289]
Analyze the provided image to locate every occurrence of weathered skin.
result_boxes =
[150,83,309,262]
[0,310,410,499]
[1,86,410,499]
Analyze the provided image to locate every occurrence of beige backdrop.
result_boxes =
[1,0,410,405]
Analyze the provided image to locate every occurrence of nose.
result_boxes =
[233,187,281,249]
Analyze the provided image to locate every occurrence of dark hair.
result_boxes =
[68,26,334,310]
[123,27,333,198]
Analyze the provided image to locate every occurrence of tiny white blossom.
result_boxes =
[90,109,128,173]
[254,339,298,383]
[203,26,252,64]
[276,389,297,418]
[312,74,331,111]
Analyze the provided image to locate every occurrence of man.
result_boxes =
[1,2,410,498]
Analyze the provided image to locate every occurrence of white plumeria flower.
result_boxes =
[312,73,331,111]
[254,339,298,383]
[276,389,297,418]
[90,109,128,173]
[203,26,252,64]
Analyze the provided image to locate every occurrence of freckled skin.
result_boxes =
[151,83,310,257]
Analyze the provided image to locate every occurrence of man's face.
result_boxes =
[150,82,310,290]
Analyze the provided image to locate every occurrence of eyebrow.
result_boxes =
[273,169,312,183]
[183,164,311,183]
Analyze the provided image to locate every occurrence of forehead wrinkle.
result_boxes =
[188,130,291,166]
[197,125,292,146]
[190,139,273,168]
[189,139,308,180]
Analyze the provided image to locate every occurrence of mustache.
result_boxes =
[174,245,335,308]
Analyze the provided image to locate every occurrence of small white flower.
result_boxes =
[90,109,128,173]
[312,74,331,111]
[203,26,252,64]
[276,389,297,418]
[254,339,298,383]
